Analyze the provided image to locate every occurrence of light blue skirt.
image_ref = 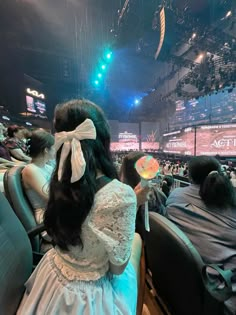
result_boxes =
[17,250,138,315]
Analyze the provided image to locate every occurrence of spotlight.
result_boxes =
[135,99,140,105]
[101,64,106,70]
[94,80,99,86]
[106,52,112,60]
[226,11,232,18]
[191,33,196,39]
[97,73,102,78]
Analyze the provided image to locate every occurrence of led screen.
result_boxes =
[141,122,159,150]
[26,95,36,113]
[196,124,236,156]
[162,127,195,155]
[34,100,46,115]
[26,95,47,118]
[110,122,139,151]
[170,87,236,130]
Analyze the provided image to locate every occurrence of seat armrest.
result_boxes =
[27,223,45,239]
[32,251,44,267]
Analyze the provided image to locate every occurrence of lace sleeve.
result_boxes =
[89,182,137,266]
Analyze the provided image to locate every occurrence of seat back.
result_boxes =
[145,212,223,315]
[0,191,32,315]
[3,166,40,251]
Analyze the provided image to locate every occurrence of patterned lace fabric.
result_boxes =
[52,179,137,282]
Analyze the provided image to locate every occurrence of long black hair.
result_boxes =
[161,175,174,198]
[44,99,118,251]
[188,156,236,209]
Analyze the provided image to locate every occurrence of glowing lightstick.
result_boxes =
[135,156,159,232]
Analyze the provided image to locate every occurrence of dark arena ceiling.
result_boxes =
[0,0,235,121]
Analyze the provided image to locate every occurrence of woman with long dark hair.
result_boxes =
[22,129,55,249]
[17,99,139,315]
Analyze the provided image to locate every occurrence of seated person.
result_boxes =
[166,156,236,315]
[0,141,12,162]
[4,125,31,162]
[230,169,236,188]
[22,129,55,240]
[17,99,140,315]
[0,142,26,168]
[120,151,166,239]
[161,175,174,197]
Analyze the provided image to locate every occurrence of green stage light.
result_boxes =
[106,52,112,60]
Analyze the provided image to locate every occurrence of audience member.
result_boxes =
[120,151,167,239]
[230,169,236,188]
[4,125,31,162]
[161,175,174,197]
[166,156,236,315]
[22,129,55,246]
[17,99,140,315]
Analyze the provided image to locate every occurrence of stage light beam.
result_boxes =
[106,52,112,60]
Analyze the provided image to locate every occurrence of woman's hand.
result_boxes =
[134,182,150,208]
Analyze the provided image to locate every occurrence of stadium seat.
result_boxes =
[145,212,233,315]
[0,191,43,315]
[3,166,40,251]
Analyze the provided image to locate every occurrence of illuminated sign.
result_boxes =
[26,88,45,100]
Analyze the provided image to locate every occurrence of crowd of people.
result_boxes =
[0,100,236,315]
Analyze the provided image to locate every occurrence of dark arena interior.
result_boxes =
[0,1,236,315]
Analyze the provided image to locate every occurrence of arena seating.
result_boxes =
[0,191,44,315]
[3,166,41,251]
[145,212,233,315]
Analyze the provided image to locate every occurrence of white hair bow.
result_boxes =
[54,119,96,183]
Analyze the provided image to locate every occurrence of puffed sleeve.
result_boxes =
[88,181,137,266]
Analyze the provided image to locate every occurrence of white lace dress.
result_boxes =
[17,180,138,315]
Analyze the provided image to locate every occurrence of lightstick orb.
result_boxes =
[135,155,159,180]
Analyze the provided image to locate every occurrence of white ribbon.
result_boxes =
[54,119,96,183]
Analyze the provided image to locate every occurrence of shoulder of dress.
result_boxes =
[95,180,136,207]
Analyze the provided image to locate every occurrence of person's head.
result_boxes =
[161,175,174,197]
[21,128,31,140]
[119,151,146,188]
[189,156,235,209]
[7,125,25,139]
[45,99,118,250]
[27,129,55,161]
